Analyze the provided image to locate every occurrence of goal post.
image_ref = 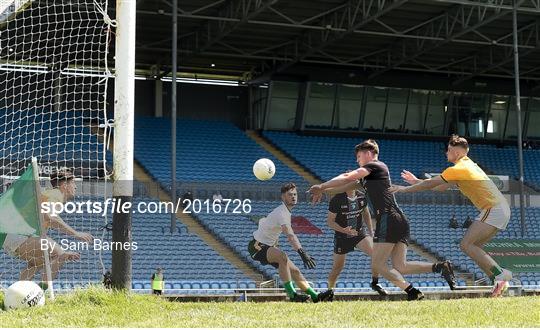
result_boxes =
[32,157,54,300]
[111,0,136,290]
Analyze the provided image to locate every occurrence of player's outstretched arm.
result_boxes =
[308,168,369,202]
[401,170,454,191]
[281,224,316,269]
[401,170,422,185]
[309,180,362,205]
[390,175,446,194]
[432,182,456,191]
[325,180,362,195]
[324,168,369,188]
[44,214,94,243]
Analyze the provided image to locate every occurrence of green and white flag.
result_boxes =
[0,163,41,237]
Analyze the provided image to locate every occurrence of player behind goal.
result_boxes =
[1,168,93,286]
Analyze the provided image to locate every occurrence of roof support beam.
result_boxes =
[367,0,526,79]
[452,19,540,84]
[452,46,540,85]
[181,0,278,56]
[286,0,409,66]
[135,8,539,49]
[249,0,409,83]
[128,1,540,80]
[432,0,540,14]
[159,47,540,80]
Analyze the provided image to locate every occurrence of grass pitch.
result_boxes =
[0,288,538,327]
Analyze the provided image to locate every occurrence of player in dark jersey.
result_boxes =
[326,186,387,297]
[309,139,456,300]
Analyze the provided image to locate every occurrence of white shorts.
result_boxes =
[2,234,27,256]
[475,202,511,230]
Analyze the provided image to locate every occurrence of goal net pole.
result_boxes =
[111,0,136,290]
[0,1,111,288]
[32,157,54,300]
[511,1,526,237]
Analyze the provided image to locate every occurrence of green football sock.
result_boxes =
[305,287,318,301]
[283,281,297,298]
[490,266,503,281]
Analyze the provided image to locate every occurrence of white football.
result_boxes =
[253,158,276,181]
[4,281,45,310]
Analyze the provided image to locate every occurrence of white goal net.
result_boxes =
[0,0,112,290]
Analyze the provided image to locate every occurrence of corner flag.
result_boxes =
[0,161,41,236]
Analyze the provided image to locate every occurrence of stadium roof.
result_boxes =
[129,0,540,86]
[4,1,540,87]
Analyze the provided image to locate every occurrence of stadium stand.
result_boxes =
[263,131,540,192]
[0,109,105,163]
[469,144,540,191]
[134,117,301,186]
[262,131,449,182]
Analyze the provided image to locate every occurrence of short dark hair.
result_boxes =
[50,168,74,188]
[355,139,379,155]
[280,182,296,194]
[448,134,469,150]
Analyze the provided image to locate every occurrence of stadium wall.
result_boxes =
[278,64,540,97]
[105,80,248,127]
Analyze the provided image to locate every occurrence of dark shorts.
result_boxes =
[334,228,368,255]
[152,289,162,295]
[247,239,279,268]
[374,211,410,245]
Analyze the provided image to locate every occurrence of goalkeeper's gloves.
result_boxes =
[297,248,316,269]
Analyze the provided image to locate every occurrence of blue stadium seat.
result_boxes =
[134,117,300,183]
